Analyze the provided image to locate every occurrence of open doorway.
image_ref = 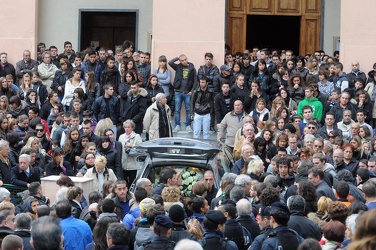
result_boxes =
[246,15,300,54]
[80,11,137,51]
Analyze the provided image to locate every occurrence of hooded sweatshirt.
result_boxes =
[297,96,323,121]
[134,227,155,250]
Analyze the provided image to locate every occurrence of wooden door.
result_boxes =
[226,0,321,55]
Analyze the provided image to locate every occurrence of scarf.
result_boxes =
[158,104,169,138]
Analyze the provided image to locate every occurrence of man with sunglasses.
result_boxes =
[305,121,319,136]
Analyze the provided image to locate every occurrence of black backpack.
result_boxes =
[142,239,175,250]
[201,237,228,250]
[266,228,299,250]
[238,223,252,250]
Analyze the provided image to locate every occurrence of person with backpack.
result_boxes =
[139,214,175,250]
[218,201,252,250]
[249,206,273,250]
[200,210,238,250]
[260,202,304,250]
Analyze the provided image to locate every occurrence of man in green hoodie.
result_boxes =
[297,86,323,121]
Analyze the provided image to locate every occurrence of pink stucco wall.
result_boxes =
[340,1,376,73]
[151,0,226,73]
[0,0,38,65]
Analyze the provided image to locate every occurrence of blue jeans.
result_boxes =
[193,113,210,139]
[174,92,191,126]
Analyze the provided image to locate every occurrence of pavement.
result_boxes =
[140,111,218,141]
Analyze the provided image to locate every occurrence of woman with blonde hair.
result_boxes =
[7,118,18,131]
[161,185,184,212]
[83,155,117,193]
[350,135,367,160]
[118,119,142,185]
[187,218,204,240]
[308,196,333,229]
[94,118,113,137]
[306,56,319,76]
[270,96,286,118]
[22,136,47,167]
[18,73,32,100]
[0,96,9,114]
[246,159,265,180]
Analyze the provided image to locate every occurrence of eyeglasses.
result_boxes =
[36,129,44,132]
[86,157,95,160]
[244,129,254,132]
[308,127,316,129]
[328,136,335,138]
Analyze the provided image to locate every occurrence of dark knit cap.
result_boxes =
[168,204,185,223]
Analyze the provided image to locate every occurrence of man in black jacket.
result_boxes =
[197,52,220,132]
[236,199,260,241]
[168,204,196,243]
[287,195,321,240]
[218,201,245,250]
[169,55,196,133]
[11,154,40,188]
[93,84,120,135]
[191,76,214,139]
[121,82,147,135]
[0,52,16,80]
[213,65,235,96]
[214,81,237,127]
[13,213,33,250]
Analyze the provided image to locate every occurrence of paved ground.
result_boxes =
[140,110,218,141]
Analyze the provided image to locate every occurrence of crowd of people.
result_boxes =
[0,40,375,250]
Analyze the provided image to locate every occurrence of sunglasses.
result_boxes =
[328,136,335,138]
[36,129,44,132]
[308,127,316,129]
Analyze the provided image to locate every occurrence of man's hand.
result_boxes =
[188,92,192,96]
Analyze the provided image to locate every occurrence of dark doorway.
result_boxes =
[80,11,136,51]
[246,15,300,54]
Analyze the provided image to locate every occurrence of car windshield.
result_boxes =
[150,150,214,160]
